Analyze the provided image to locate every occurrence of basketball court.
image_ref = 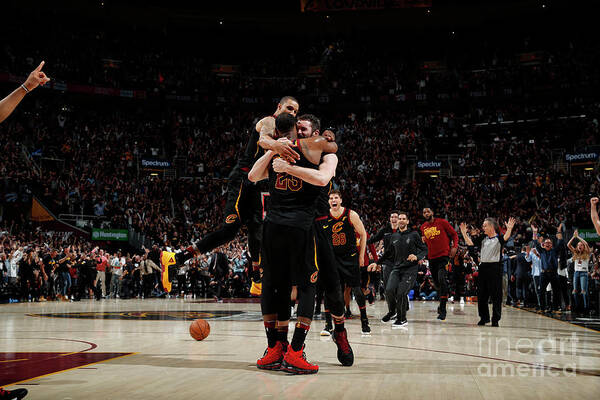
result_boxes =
[1,299,599,399]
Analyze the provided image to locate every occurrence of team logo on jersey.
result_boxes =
[310,271,319,283]
[423,226,441,240]
[332,221,344,233]
[225,214,238,224]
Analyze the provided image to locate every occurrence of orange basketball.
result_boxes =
[189,319,210,341]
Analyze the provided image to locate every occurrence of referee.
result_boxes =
[459,217,516,327]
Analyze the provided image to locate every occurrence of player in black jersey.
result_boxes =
[189,97,299,292]
[290,114,354,365]
[315,190,371,335]
[249,113,337,374]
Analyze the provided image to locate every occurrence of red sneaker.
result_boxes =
[281,345,319,374]
[332,328,354,366]
[256,341,286,370]
[0,387,28,399]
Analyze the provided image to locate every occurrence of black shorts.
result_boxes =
[313,218,342,291]
[335,253,361,288]
[224,171,263,227]
[260,222,318,288]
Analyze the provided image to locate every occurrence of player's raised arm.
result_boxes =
[591,197,600,235]
[0,61,50,123]
[248,150,276,182]
[272,153,337,187]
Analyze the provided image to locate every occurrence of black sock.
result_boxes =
[333,315,345,332]
[359,306,367,321]
[264,320,277,348]
[291,321,310,351]
[324,310,332,327]
[440,298,447,312]
[276,324,289,345]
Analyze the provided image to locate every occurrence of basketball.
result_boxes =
[189,319,210,341]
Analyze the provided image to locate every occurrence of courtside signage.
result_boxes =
[92,229,129,241]
[565,153,598,162]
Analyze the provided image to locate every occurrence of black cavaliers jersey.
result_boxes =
[265,141,320,231]
[236,128,263,172]
[317,207,357,257]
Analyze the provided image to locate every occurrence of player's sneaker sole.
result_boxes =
[280,361,318,375]
[256,361,282,370]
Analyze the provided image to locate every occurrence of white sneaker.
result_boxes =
[460,298,465,305]
[449,296,454,302]
[320,327,332,337]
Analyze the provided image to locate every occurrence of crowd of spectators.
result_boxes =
[0,227,252,303]
[1,12,600,313]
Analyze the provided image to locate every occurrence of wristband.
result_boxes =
[20,84,30,93]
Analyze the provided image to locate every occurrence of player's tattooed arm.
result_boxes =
[248,150,276,182]
[257,116,300,162]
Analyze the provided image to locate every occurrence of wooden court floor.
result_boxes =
[1,298,599,399]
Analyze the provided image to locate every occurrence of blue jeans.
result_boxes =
[426,291,438,300]
[60,271,71,296]
[573,271,589,309]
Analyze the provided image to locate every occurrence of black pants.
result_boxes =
[478,262,503,323]
[515,275,529,302]
[557,274,570,309]
[142,274,155,298]
[385,266,418,321]
[539,271,560,311]
[429,257,449,301]
[453,266,466,302]
[381,262,392,297]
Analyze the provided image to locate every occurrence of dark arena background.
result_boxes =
[1,0,600,399]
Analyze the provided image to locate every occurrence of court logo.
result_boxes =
[225,214,238,224]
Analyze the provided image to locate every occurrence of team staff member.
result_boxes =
[371,211,428,328]
[420,208,459,320]
[368,211,400,300]
[459,217,516,327]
